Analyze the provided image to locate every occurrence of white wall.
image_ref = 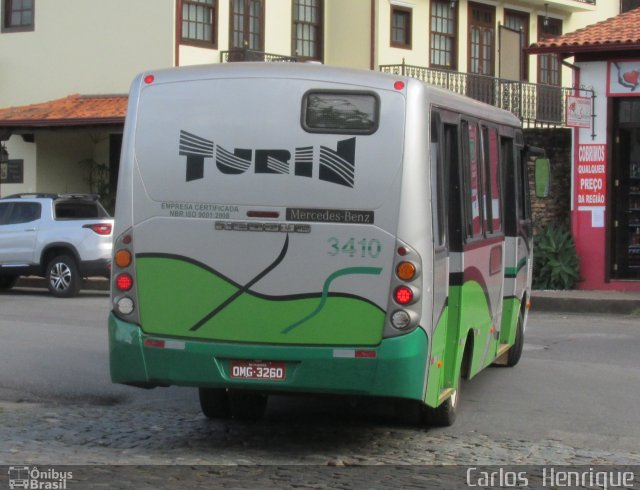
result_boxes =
[0,0,175,108]
[325,0,371,68]
[35,132,99,194]
[0,134,36,197]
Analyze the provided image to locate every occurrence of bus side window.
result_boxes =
[445,122,462,252]
[517,148,531,222]
[482,126,502,234]
[461,120,483,240]
[430,111,446,249]
[501,136,516,236]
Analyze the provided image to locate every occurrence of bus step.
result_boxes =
[496,343,511,357]
[438,387,455,404]
[493,343,511,366]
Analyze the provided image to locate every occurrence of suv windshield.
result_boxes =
[55,200,110,219]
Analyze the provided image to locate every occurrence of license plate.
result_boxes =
[229,360,286,381]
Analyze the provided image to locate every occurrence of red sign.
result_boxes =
[566,96,591,128]
[576,144,606,207]
[607,60,640,97]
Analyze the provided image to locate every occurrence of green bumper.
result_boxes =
[109,313,428,400]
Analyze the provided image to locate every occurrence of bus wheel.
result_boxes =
[228,390,268,421]
[506,311,525,367]
[199,388,231,419]
[423,376,461,427]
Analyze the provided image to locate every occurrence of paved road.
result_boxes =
[1,287,639,470]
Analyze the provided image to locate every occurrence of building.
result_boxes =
[528,4,640,291]
[0,0,623,204]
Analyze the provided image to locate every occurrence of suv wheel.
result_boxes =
[0,275,18,291]
[46,255,81,298]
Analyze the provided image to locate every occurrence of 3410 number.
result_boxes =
[328,237,382,258]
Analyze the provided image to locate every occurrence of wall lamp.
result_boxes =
[544,3,550,26]
[0,143,8,164]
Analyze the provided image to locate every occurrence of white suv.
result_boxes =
[0,193,113,297]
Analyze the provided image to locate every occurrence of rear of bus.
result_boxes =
[109,63,431,412]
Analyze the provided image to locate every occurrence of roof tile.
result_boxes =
[0,94,127,127]
[531,7,640,52]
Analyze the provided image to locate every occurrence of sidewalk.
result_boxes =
[16,277,640,315]
[531,289,640,315]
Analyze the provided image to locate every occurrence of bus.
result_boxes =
[109,63,547,426]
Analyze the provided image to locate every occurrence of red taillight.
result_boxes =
[394,286,414,305]
[144,74,155,84]
[116,273,133,291]
[394,81,405,90]
[84,223,112,235]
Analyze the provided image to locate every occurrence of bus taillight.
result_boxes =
[115,249,132,268]
[396,261,417,281]
[394,286,414,305]
[115,273,133,291]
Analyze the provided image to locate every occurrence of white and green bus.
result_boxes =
[109,63,547,425]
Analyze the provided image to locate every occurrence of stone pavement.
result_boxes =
[2,399,639,467]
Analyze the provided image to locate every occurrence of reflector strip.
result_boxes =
[144,339,165,348]
[333,349,355,358]
[355,350,377,358]
[333,349,377,359]
[164,340,186,350]
[143,339,185,350]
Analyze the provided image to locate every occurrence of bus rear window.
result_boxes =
[303,91,379,134]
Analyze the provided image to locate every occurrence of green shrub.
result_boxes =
[533,224,580,290]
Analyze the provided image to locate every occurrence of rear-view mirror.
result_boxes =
[535,158,550,198]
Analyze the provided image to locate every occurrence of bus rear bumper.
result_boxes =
[109,313,428,401]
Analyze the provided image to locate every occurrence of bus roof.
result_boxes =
[137,62,521,128]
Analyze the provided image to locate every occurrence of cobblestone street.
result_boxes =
[2,397,639,467]
[2,292,640,488]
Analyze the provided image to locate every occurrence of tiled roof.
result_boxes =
[0,94,127,128]
[528,7,640,55]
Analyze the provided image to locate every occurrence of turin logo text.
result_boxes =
[178,130,357,188]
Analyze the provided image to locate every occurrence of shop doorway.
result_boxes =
[611,98,640,280]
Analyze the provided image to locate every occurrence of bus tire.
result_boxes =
[228,390,268,421]
[423,373,461,427]
[506,311,525,367]
[199,388,231,419]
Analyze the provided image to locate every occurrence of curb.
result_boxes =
[531,296,640,315]
[531,292,640,315]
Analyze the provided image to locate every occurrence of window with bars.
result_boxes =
[503,9,529,81]
[391,6,412,49]
[181,0,217,48]
[538,16,562,86]
[292,0,323,61]
[430,0,456,70]
[2,0,34,32]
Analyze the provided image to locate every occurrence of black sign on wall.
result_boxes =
[0,159,24,184]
